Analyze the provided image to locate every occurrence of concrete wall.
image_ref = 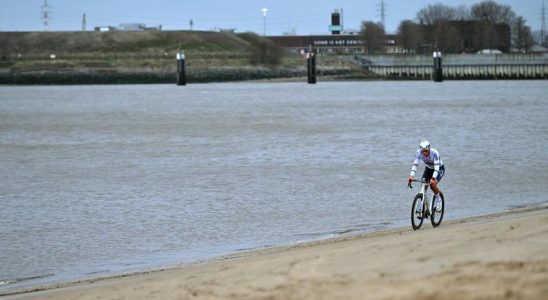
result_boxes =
[354,54,548,79]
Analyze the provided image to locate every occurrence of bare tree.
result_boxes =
[471,1,522,50]
[453,5,471,20]
[416,3,456,24]
[360,21,385,54]
[396,20,423,53]
[470,0,516,24]
[513,16,534,52]
[414,3,468,53]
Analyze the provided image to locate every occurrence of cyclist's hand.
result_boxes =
[408,176,414,187]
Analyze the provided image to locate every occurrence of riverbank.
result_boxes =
[0,66,365,85]
[4,204,547,300]
[2,31,547,84]
[0,30,367,84]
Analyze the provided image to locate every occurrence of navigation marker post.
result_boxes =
[176,50,187,86]
[433,49,443,82]
[307,45,317,84]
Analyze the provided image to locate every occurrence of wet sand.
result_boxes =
[5,205,548,300]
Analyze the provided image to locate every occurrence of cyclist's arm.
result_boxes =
[432,150,441,179]
[410,151,420,177]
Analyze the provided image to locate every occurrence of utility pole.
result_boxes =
[542,1,547,47]
[190,19,194,31]
[41,0,52,31]
[82,13,87,31]
[340,7,344,31]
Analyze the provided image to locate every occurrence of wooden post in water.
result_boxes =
[433,49,443,82]
[176,50,187,86]
[307,46,316,84]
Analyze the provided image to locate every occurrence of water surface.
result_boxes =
[1,81,547,291]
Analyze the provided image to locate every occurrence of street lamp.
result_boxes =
[261,7,268,36]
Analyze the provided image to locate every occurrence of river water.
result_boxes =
[1,81,547,291]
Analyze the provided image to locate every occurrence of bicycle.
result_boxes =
[408,179,445,230]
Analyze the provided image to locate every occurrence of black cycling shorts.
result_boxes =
[422,165,445,182]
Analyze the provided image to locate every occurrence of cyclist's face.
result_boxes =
[421,149,430,156]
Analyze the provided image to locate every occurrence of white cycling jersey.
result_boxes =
[410,148,444,178]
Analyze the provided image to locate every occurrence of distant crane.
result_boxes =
[41,0,52,31]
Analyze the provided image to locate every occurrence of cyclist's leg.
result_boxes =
[432,165,445,211]
[436,165,445,182]
[431,165,445,194]
[422,167,434,192]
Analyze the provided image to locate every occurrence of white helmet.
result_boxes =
[419,140,431,151]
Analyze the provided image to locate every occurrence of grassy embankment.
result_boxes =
[0,31,362,84]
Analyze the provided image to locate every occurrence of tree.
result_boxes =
[415,3,466,53]
[416,3,456,24]
[470,1,518,50]
[360,21,385,54]
[470,0,516,24]
[453,5,471,20]
[513,16,534,52]
[396,20,423,53]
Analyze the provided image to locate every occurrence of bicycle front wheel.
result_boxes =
[431,193,445,227]
[411,193,425,230]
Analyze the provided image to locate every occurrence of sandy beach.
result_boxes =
[5,205,548,300]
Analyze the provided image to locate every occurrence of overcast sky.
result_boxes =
[0,0,542,35]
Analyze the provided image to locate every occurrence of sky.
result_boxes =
[0,0,543,35]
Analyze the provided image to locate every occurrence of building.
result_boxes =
[268,35,364,55]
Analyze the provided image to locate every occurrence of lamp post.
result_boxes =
[261,7,268,36]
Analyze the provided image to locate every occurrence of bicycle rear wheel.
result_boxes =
[430,192,445,227]
[411,194,425,230]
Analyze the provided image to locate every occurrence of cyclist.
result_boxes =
[408,140,445,210]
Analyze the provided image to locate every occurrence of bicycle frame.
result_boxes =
[409,179,433,216]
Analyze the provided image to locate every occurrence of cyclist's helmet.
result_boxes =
[419,140,431,151]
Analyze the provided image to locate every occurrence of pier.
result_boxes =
[354,54,548,80]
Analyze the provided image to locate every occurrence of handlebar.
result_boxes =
[408,179,428,189]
